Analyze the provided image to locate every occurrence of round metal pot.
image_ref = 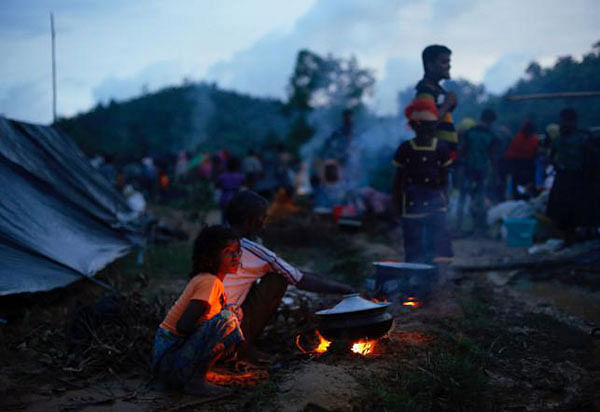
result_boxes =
[373,261,437,297]
[315,294,393,341]
[318,311,393,341]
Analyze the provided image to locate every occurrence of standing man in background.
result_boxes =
[415,45,459,159]
[546,109,589,247]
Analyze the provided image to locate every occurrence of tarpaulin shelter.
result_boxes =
[0,116,142,296]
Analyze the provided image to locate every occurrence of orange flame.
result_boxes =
[351,340,376,356]
[402,297,420,308]
[295,330,331,355]
[314,330,332,353]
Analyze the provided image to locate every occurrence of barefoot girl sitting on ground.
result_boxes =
[152,225,244,396]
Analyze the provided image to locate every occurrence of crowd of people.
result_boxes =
[91,142,303,219]
[91,106,393,227]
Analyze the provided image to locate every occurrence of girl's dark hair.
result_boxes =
[191,225,239,278]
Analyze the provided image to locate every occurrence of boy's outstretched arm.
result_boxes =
[297,271,354,294]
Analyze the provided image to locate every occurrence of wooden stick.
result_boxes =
[506,91,600,101]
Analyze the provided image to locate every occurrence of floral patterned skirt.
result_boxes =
[152,309,244,388]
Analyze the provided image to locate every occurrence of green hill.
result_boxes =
[55,83,290,159]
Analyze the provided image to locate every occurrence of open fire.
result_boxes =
[296,330,377,356]
[350,340,376,356]
[314,330,332,353]
[295,330,331,355]
[402,296,420,308]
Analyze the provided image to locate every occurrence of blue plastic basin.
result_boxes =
[504,217,537,247]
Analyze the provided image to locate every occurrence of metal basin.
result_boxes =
[318,312,393,341]
[373,261,437,298]
[315,294,393,341]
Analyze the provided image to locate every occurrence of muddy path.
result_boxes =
[1,215,599,411]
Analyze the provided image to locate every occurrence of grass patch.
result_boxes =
[362,300,495,412]
[363,348,490,411]
[98,242,191,291]
[165,181,216,214]
[243,380,280,410]
[434,295,498,362]
[142,242,191,277]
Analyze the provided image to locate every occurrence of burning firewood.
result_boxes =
[350,340,376,356]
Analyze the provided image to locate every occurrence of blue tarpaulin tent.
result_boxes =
[0,117,141,295]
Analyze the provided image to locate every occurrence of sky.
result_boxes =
[1,0,599,124]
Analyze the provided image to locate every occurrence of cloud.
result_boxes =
[1,1,316,123]
[206,0,600,114]
[203,0,488,106]
[206,31,295,99]
[205,0,412,99]
[2,0,599,123]
[0,0,130,38]
[373,57,422,115]
[0,81,51,124]
[92,61,185,104]
[483,54,532,94]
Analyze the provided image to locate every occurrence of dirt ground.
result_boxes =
[1,211,599,412]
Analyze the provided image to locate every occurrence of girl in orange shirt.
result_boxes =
[152,225,244,396]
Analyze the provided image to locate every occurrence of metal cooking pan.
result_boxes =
[315,294,393,341]
[318,311,393,341]
[373,261,437,298]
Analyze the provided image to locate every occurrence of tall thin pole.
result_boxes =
[50,12,57,123]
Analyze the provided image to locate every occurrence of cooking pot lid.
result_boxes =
[373,261,434,270]
[315,293,390,315]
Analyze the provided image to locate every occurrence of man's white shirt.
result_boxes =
[223,237,303,306]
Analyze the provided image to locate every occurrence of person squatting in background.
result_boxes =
[152,225,244,396]
[393,99,454,265]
